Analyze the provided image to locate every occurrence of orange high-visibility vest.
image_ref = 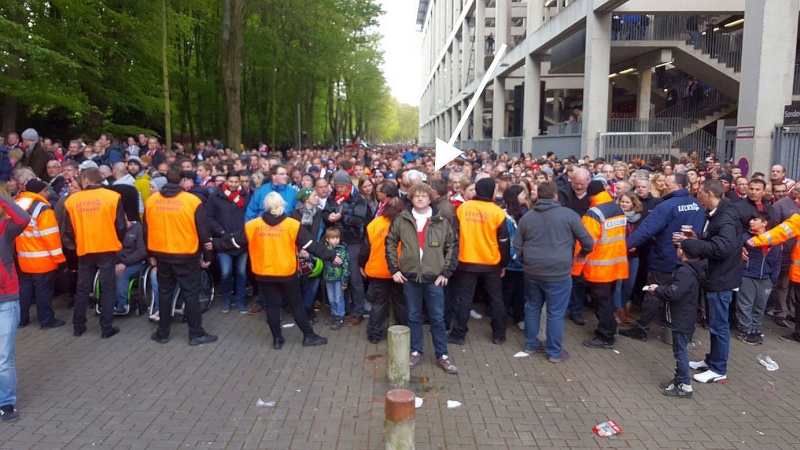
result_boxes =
[456,200,506,265]
[64,188,123,256]
[365,216,400,279]
[15,192,65,273]
[752,213,800,282]
[145,191,202,255]
[572,191,629,283]
[246,216,301,277]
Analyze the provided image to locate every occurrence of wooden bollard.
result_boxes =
[387,325,410,388]
[385,388,415,450]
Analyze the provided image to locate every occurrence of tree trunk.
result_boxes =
[162,0,172,148]
[222,0,244,151]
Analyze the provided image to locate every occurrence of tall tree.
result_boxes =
[221,0,245,151]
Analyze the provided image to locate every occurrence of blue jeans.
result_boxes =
[326,280,345,317]
[217,253,248,310]
[672,330,692,386]
[705,290,733,375]
[568,275,586,317]
[301,276,321,309]
[613,257,639,309]
[0,300,20,406]
[404,280,448,358]
[524,278,572,358]
[116,262,144,308]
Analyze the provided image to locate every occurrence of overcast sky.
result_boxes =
[377,0,422,106]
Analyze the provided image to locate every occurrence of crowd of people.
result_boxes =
[2,127,800,422]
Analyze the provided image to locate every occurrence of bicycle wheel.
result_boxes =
[198,268,215,313]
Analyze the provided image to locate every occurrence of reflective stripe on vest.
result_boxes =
[582,203,628,282]
[15,194,66,273]
[246,217,301,277]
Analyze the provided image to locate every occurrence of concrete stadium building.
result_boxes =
[416,0,800,176]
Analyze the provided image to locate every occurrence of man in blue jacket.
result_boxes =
[245,164,297,222]
[620,173,706,341]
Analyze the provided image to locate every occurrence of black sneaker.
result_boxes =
[189,333,218,346]
[743,332,761,346]
[302,334,328,347]
[779,332,800,343]
[41,319,66,329]
[367,336,381,344]
[331,317,345,330]
[619,327,647,341]
[659,378,677,389]
[151,332,169,344]
[113,306,128,315]
[272,336,285,350]
[569,314,586,326]
[491,336,506,345]
[0,404,19,422]
[101,327,120,339]
[447,334,465,345]
[663,382,693,399]
[73,327,86,337]
[583,338,614,349]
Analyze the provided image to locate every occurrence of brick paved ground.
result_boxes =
[3,295,800,449]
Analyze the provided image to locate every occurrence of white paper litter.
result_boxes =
[282,323,295,328]
[415,397,423,408]
[256,398,275,407]
[513,351,529,358]
[446,400,462,409]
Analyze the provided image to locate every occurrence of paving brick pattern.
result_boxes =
[3,297,800,449]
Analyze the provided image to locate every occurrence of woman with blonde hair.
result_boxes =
[212,192,341,350]
[613,192,643,324]
[650,173,666,198]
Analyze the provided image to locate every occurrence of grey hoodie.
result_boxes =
[513,199,594,282]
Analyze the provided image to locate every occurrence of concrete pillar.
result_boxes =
[444,107,452,141]
[523,54,541,152]
[475,0,486,78]
[553,89,561,122]
[637,61,652,119]
[495,0,510,49]
[735,0,799,175]
[581,9,612,159]
[461,12,471,84]
[527,0,544,32]
[493,77,506,142]
[461,99,470,140]
[474,93,484,139]
[384,388,415,450]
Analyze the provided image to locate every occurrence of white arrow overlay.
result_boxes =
[435,43,508,171]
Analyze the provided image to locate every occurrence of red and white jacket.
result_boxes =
[0,196,31,301]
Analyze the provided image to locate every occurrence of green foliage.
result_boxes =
[0,0,398,149]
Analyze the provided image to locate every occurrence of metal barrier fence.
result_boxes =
[453,139,493,152]
[498,137,524,157]
[773,125,800,180]
[607,118,722,155]
[597,132,673,162]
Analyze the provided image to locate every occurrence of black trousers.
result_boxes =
[366,278,407,341]
[154,260,206,340]
[502,270,525,323]
[19,270,57,326]
[588,281,617,343]
[451,270,506,340]
[73,252,116,333]
[633,271,672,332]
[258,278,314,339]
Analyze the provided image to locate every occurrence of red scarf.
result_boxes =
[224,183,245,208]
[335,189,350,206]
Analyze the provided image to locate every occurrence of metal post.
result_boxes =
[385,388,415,450]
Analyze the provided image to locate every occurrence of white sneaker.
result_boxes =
[693,369,727,384]
[149,311,160,322]
[516,321,525,330]
[689,359,709,370]
[470,310,483,320]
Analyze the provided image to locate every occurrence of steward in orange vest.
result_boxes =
[145,168,216,346]
[357,197,408,343]
[15,180,67,328]
[578,180,629,350]
[63,168,126,338]
[213,191,337,349]
[451,178,511,345]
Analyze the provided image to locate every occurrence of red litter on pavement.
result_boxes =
[593,420,622,437]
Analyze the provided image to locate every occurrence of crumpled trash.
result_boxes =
[256,398,275,407]
[446,400,462,409]
[593,420,622,437]
[513,351,529,358]
[415,397,423,408]
[282,323,295,328]
[757,354,779,371]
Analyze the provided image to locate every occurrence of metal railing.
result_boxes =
[498,137,524,157]
[612,15,742,72]
[546,122,582,136]
[655,88,732,120]
[597,132,673,162]
[453,139,493,152]
[607,117,723,155]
